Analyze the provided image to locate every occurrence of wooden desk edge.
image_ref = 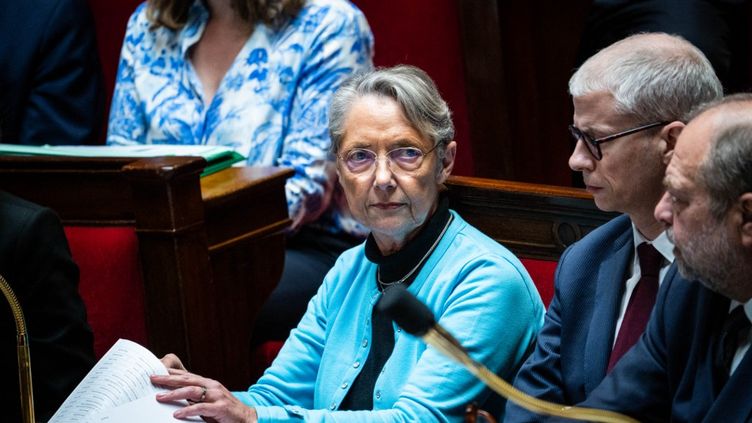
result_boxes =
[201,166,294,205]
[447,175,592,200]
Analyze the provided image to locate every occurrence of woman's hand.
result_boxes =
[160,353,188,371]
[151,368,258,423]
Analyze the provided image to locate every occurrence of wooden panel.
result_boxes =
[0,156,292,389]
[447,175,617,260]
[0,156,136,223]
[200,166,291,388]
[202,167,291,252]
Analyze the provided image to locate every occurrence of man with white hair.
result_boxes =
[506,33,722,421]
[579,94,752,420]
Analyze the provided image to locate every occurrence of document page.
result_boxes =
[89,394,201,422]
[49,339,170,422]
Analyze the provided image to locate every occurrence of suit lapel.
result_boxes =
[583,226,633,395]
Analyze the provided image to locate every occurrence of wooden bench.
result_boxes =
[1,155,291,389]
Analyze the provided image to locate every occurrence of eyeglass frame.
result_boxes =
[336,141,443,176]
[568,121,669,160]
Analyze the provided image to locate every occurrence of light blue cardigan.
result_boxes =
[235,211,545,422]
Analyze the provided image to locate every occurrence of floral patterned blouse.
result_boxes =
[107,0,373,235]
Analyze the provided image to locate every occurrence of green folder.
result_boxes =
[0,144,246,177]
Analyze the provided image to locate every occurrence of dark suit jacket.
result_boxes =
[0,191,95,421]
[506,214,683,421]
[0,0,103,145]
[581,267,752,422]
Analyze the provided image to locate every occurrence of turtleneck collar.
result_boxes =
[364,194,451,287]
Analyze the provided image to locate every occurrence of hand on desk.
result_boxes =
[151,354,258,423]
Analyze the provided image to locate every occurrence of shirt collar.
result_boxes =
[179,0,209,58]
[631,222,675,264]
[729,299,752,322]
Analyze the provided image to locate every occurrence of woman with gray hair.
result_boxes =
[151,65,544,422]
[108,0,375,348]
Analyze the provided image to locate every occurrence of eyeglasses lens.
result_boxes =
[343,147,426,174]
[568,125,601,160]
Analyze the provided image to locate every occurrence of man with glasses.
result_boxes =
[506,33,722,421]
[580,94,752,421]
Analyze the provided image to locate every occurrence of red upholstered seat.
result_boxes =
[64,227,148,358]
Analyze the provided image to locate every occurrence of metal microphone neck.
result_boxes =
[422,325,637,423]
[1,273,36,423]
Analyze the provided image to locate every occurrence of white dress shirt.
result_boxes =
[728,300,752,375]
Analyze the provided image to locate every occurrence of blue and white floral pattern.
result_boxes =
[107,0,373,235]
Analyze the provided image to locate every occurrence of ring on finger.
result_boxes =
[187,386,208,404]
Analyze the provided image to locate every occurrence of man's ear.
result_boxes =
[740,192,752,248]
[437,140,457,184]
[659,121,684,165]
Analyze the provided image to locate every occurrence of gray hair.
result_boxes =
[569,33,723,123]
[328,65,454,155]
[695,94,752,219]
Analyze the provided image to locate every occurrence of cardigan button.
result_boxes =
[375,391,381,400]
[329,402,336,410]
[362,339,368,347]
[353,361,360,368]
[341,382,348,389]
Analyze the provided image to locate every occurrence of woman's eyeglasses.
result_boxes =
[338,143,440,175]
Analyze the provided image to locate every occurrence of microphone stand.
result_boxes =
[0,273,35,423]
[423,325,636,422]
[379,285,637,423]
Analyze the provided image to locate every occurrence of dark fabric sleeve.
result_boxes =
[0,200,95,421]
[18,0,104,145]
[505,247,573,422]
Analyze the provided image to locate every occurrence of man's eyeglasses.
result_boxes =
[568,121,669,160]
[338,143,440,175]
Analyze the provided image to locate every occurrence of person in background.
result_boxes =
[150,65,544,422]
[577,0,750,94]
[506,33,722,422]
[107,0,374,346]
[0,0,104,145]
[580,93,752,421]
[0,191,95,421]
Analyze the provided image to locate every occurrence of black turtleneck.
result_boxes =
[339,194,451,410]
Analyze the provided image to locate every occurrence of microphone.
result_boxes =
[1,273,35,423]
[377,285,636,423]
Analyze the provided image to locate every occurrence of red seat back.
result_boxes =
[64,226,148,357]
[520,258,557,307]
